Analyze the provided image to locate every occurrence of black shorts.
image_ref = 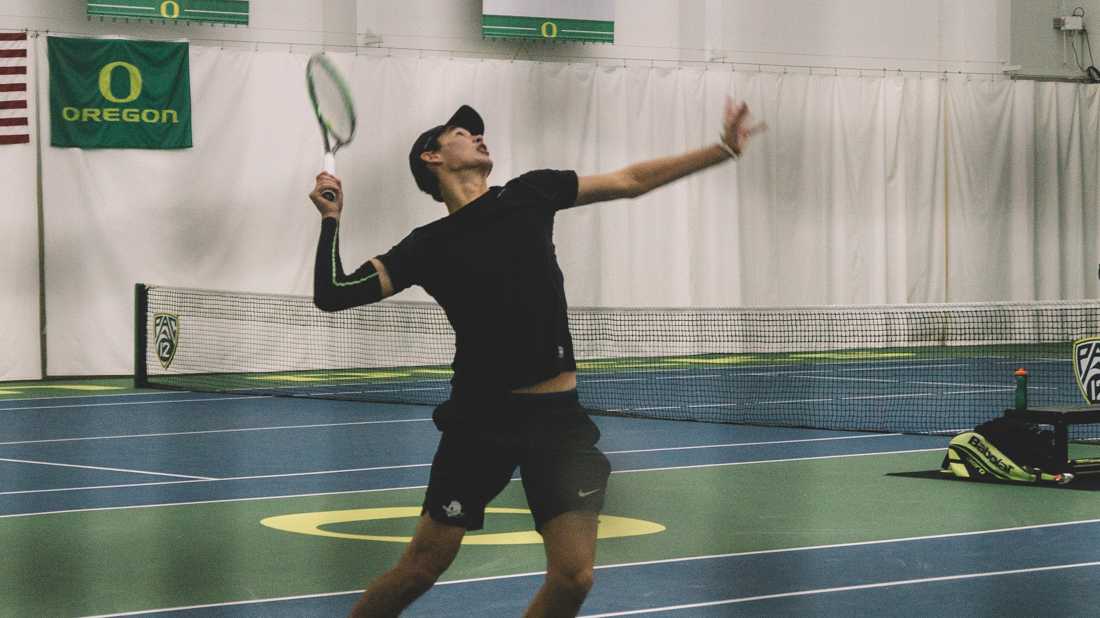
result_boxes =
[422,390,612,532]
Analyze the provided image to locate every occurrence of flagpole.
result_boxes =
[31,30,47,379]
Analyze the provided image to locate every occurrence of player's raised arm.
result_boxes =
[574,98,765,207]
[309,172,395,311]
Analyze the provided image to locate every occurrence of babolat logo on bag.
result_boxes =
[943,432,1021,481]
[941,418,1072,485]
[1074,337,1100,404]
[48,36,192,149]
[154,313,179,369]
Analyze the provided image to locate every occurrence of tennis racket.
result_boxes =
[306,53,356,201]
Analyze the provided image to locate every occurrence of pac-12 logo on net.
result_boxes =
[1073,337,1100,404]
[154,313,179,369]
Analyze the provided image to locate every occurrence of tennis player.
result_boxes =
[310,98,763,617]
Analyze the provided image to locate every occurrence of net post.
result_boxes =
[134,283,148,388]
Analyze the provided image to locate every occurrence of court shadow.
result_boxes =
[887,470,1100,491]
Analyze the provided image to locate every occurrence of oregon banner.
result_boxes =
[49,36,191,149]
[482,0,614,43]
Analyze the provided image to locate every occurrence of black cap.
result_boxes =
[409,105,485,202]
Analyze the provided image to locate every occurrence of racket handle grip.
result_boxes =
[321,152,337,201]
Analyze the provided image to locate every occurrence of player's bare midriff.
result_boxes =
[510,371,578,394]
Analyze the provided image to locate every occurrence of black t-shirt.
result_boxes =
[379,169,580,400]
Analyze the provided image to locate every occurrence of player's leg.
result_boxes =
[521,437,611,617]
[524,510,600,617]
[348,514,465,618]
[350,424,518,617]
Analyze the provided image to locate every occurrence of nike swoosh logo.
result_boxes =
[577,488,601,498]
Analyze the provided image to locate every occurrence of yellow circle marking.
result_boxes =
[260,507,665,545]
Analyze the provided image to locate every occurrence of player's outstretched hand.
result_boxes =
[721,97,767,158]
[310,172,343,219]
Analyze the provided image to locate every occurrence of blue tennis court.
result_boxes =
[4,379,1100,616]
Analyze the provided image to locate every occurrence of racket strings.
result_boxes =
[308,60,355,144]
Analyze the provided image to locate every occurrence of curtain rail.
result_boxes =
[16,28,1022,79]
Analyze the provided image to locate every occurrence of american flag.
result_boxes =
[0,30,29,145]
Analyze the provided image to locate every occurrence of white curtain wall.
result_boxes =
[13,41,1100,377]
[0,35,40,381]
[946,80,1100,301]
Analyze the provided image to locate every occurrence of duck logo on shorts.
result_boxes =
[154,313,179,369]
[1073,337,1100,404]
[442,500,463,518]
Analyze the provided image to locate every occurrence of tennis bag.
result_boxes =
[940,418,1073,484]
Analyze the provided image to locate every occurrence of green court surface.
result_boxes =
[5,447,1100,616]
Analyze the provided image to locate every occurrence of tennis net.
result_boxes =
[135,283,1100,436]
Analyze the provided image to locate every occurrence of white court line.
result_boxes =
[837,364,966,372]
[0,395,271,412]
[748,398,833,405]
[742,370,820,376]
[616,398,842,410]
[584,359,987,382]
[0,426,906,455]
[945,387,1056,394]
[611,448,944,475]
[0,457,214,480]
[1,485,433,519]
[169,380,447,398]
[0,434,922,497]
[218,463,433,482]
[88,3,155,10]
[0,462,433,497]
[579,561,1100,617]
[0,417,433,446]
[915,381,1017,388]
[0,479,211,496]
[604,433,905,455]
[802,376,899,383]
[0,445,944,515]
[315,386,447,396]
[80,590,369,617]
[315,388,421,396]
[843,392,935,400]
[82,519,1100,617]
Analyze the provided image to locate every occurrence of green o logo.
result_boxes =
[160,1,180,19]
[98,61,142,104]
[540,21,559,38]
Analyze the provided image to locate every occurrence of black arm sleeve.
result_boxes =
[313,218,384,312]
